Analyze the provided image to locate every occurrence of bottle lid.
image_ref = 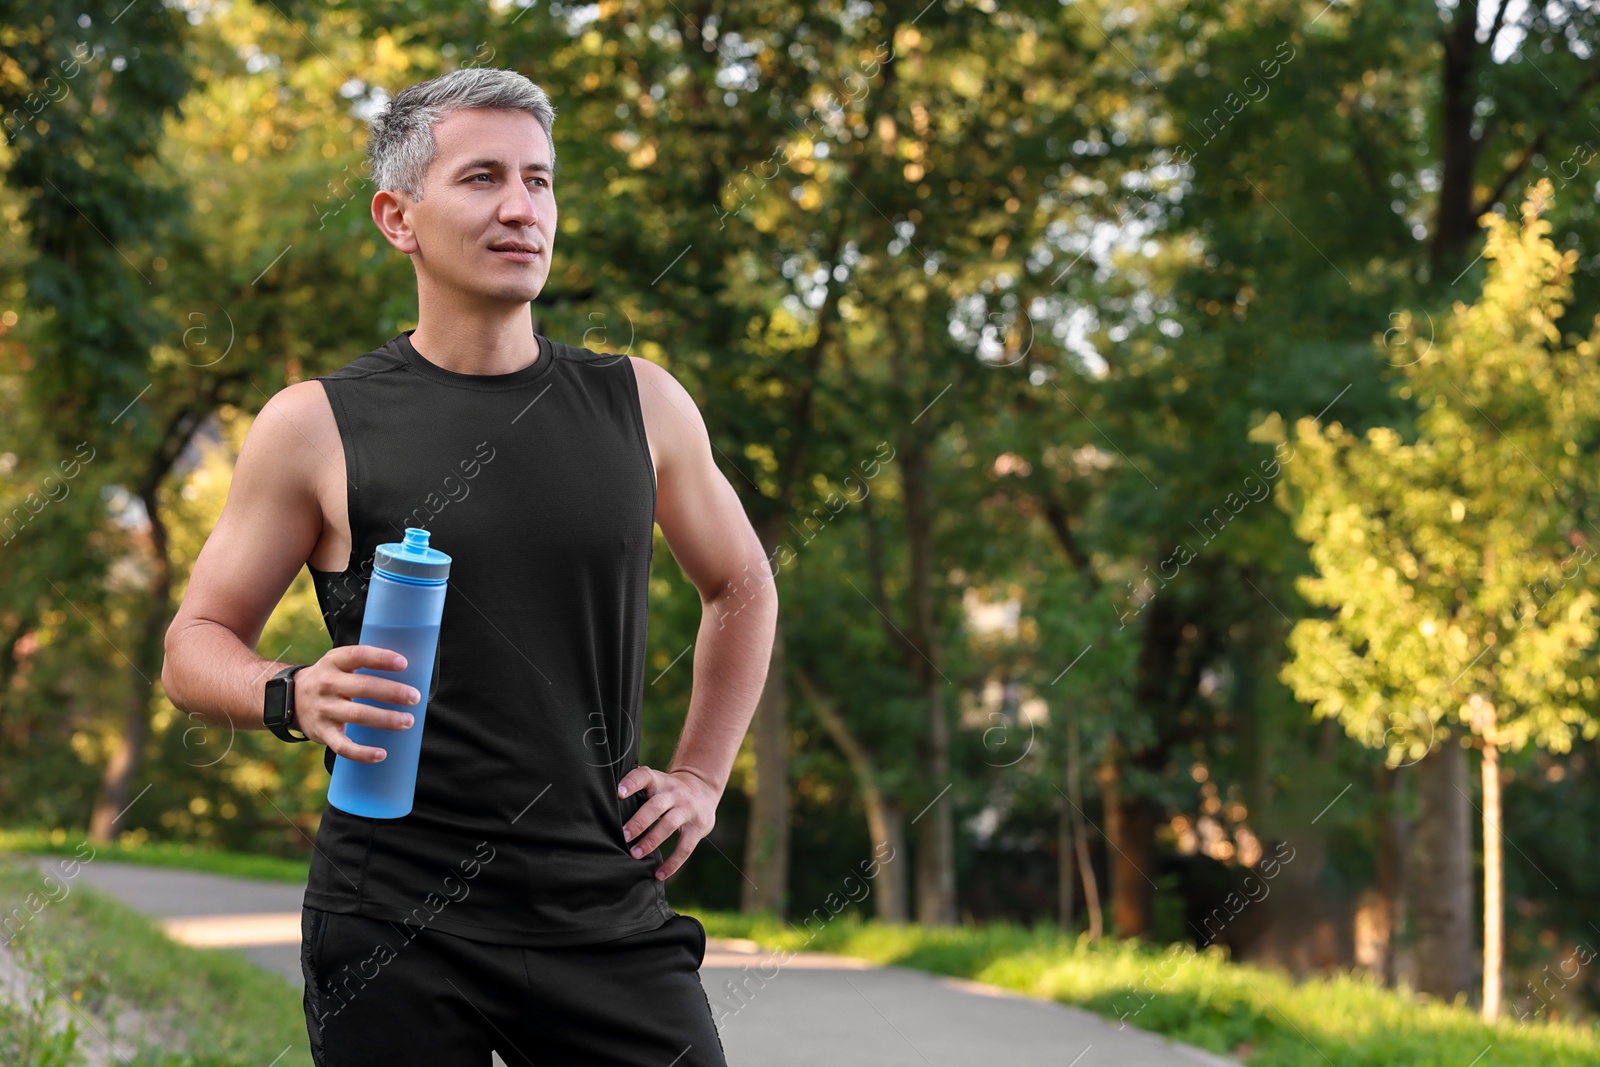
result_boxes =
[374,527,452,583]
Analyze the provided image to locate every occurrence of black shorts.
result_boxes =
[300,906,729,1067]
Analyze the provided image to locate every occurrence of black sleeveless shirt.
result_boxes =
[300,328,674,945]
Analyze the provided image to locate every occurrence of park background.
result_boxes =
[4,0,1600,1063]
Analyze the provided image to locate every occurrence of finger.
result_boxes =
[338,644,409,672]
[324,723,389,764]
[630,807,688,860]
[337,697,415,733]
[656,830,701,880]
[623,792,674,846]
[617,765,658,799]
[299,692,411,739]
[341,737,388,763]
[310,665,418,711]
[345,674,421,709]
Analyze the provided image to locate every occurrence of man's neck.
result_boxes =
[408,305,542,377]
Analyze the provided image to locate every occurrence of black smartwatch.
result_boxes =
[264,664,310,743]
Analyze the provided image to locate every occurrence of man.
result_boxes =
[162,67,777,1066]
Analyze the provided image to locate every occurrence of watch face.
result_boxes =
[264,679,288,726]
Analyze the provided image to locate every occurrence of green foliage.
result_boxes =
[1282,180,1600,761]
[0,935,84,1067]
[0,0,193,434]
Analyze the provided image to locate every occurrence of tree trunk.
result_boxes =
[1097,739,1154,938]
[1481,740,1502,1022]
[89,486,171,843]
[0,603,41,772]
[741,598,790,916]
[913,677,957,925]
[875,802,909,924]
[898,426,955,926]
[1375,763,1409,988]
[1411,738,1475,1001]
[798,668,908,922]
[1058,761,1075,932]
[1097,745,1122,921]
[1431,0,1486,277]
[1111,597,1182,938]
[1067,710,1102,939]
[1074,812,1104,941]
[1114,796,1156,938]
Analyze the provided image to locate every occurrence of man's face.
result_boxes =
[397,108,557,304]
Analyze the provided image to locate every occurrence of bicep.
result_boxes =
[170,386,324,650]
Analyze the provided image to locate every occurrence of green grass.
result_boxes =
[0,829,310,884]
[0,854,312,1067]
[690,909,1600,1067]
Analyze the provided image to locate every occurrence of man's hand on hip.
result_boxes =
[618,766,719,881]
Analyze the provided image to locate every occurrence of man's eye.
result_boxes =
[469,174,491,182]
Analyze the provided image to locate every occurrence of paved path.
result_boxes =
[14,855,1237,1067]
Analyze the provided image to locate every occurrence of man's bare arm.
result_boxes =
[618,357,778,879]
[162,383,417,763]
[163,384,329,730]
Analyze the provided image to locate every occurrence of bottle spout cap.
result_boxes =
[375,527,452,583]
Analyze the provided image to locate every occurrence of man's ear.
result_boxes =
[371,188,419,254]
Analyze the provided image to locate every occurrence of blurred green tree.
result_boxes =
[1282,179,1600,1020]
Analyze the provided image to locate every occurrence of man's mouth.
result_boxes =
[489,242,542,261]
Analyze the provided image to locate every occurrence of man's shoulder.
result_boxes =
[258,379,341,450]
[620,354,694,407]
[262,334,409,445]
[613,355,708,467]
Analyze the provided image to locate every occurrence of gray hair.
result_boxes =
[366,68,557,201]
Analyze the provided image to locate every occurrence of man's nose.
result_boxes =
[500,181,538,226]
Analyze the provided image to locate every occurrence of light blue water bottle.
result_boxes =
[327,527,451,819]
